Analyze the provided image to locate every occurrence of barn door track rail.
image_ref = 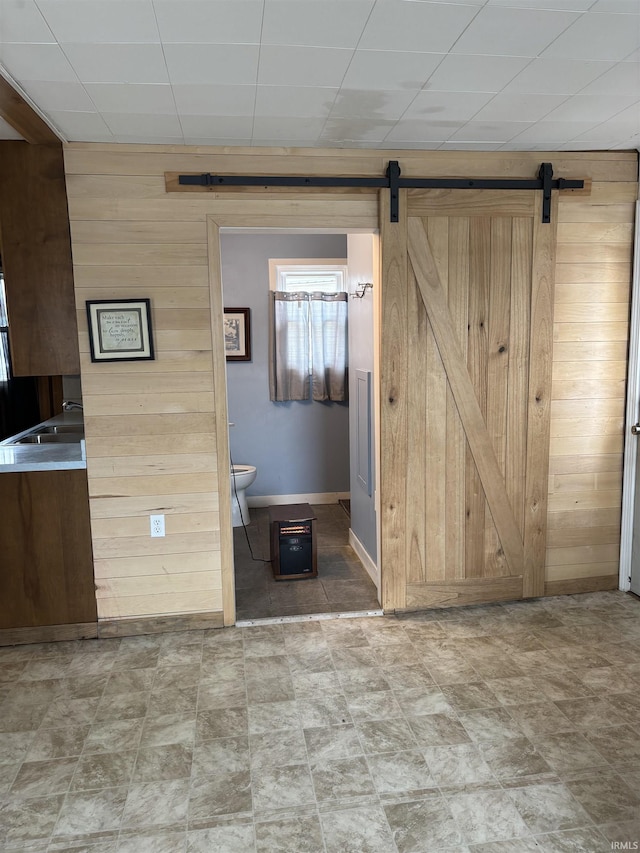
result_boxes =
[178,161,584,224]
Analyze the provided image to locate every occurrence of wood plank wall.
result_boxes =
[546,179,637,595]
[63,144,638,622]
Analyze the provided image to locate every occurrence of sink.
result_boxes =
[14,433,84,444]
[37,425,85,435]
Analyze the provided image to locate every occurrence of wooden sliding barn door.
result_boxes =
[381,189,557,611]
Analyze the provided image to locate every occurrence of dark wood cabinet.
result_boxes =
[0,469,97,630]
[0,141,79,376]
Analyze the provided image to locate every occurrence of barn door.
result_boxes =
[380,189,557,611]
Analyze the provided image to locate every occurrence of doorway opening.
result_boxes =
[219,228,381,623]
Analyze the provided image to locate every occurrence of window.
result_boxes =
[268,260,348,403]
[269,259,348,294]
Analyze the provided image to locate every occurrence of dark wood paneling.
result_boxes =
[0,142,79,375]
[0,622,97,647]
[0,75,60,144]
[0,470,97,629]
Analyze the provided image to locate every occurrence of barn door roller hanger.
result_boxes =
[178,161,584,224]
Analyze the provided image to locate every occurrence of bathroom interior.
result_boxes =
[220,230,381,623]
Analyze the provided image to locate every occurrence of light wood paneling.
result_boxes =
[65,143,636,623]
[379,190,408,611]
[547,171,635,593]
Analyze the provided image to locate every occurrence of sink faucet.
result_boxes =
[63,401,83,411]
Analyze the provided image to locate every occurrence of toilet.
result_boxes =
[230,464,257,527]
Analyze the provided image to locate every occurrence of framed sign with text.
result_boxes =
[86,299,154,362]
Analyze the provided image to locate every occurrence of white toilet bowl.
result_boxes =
[230,464,257,527]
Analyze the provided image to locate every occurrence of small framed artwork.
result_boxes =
[86,299,154,362]
[224,308,251,362]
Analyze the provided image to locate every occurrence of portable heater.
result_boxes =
[269,503,317,580]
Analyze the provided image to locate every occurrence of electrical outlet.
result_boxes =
[150,514,165,537]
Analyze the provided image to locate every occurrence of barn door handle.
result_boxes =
[632,424,640,435]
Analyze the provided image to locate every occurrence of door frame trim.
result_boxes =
[619,200,640,593]
[205,197,380,625]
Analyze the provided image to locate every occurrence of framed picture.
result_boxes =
[224,308,251,362]
[86,299,154,362]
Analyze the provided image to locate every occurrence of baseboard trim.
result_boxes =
[0,622,98,647]
[98,611,224,639]
[349,528,380,595]
[248,492,350,508]
[544,575,619,597]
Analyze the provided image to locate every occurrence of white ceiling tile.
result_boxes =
[503,58,615,94]
[154,0,263,44]
[439,141,505,150]
[543,92,640,123]
[0,43,77,82]
[424,54,531,93]
[542,12,640,60]
[402,90,494,121]
[113,134,187,143]
[342,50,443,91]
[509,119,600,143]
[574,101,640,138]
[448,120,534,142]
[102,111,183,136]
[385,119,463,141]
[0,0,55,43]
[383,139,443,150]
[252,116,328,140]
[360,1,479,53]
[179,114,254,138]
[185,136,252,146]
[46,109,113,141]
[262,0,374,49]
[164,43,259,85]
[487,0,592,8]
[321,118,396,144]
[580,61,640,95]
[254,86,336,118]
[329,89,419,121]
[36,0,160,44]
[83,83,175,114]
[501,141,568,150]
[173,84,256,117]
[451,6,580,57]
[19,79,95,111]
[258,45,353,87]
[573,119,639,142]
[61,43,169,84]
[588,0,640,11]
[474,92,568,122]
[0,116,23,138]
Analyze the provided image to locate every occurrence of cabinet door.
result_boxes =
[0,142,80,376]
[0,470,97,629]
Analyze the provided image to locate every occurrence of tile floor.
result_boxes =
[0,591,639,851]
[234,504,380,621]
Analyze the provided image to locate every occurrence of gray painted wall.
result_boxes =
[221,233,349,498]
[347,234,377,562]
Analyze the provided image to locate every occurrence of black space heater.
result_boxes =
[269,503,318,580]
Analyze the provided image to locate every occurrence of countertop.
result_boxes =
[0,412,86,472]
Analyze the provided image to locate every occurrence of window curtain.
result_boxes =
[310,291,348,402]
[270,291,311,401]
[269,290,348,402]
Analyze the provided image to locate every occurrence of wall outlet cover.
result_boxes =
[150,514,165,537]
